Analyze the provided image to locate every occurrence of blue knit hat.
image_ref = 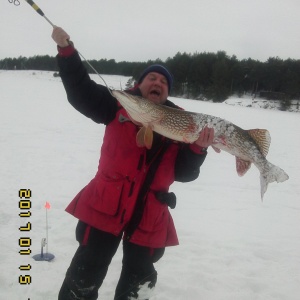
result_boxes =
[138,64,173,93]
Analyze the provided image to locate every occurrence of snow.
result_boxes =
[0,70,299,300]
[224,96,300,113]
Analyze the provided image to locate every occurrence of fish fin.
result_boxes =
[144,126,153,149]
[260,162,289,200]
[236,157,251,176]
[136,126,153,149]
[247,129,271,157]
[136,127,146,147]
[214,136,227,146]
[212,146,221,153]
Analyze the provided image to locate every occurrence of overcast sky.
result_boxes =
[1,0,300,63]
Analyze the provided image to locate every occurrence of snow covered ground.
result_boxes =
[0,70,299,300]
[224,97,300,113]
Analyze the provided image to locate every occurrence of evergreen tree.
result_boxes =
[1,52,300,101]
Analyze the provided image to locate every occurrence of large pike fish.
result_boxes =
[112,90,289,199]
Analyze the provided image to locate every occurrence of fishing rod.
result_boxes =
[24,0,55,27]
[9,0,112,92]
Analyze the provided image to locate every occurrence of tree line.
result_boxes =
[1,51,300,103]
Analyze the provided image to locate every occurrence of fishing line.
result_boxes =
[9,2,162,295]
[10,0,113,95]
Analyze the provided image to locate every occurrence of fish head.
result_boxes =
[112,90,141,112]
[112,90,162,126]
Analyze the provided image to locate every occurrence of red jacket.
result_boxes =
[66,107,181,247]
[57,51,207,248]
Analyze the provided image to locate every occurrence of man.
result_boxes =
[52,27,214,300]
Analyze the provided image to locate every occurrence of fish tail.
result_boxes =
[260,162,289,200]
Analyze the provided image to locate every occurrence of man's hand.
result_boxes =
[194,127,215,148]
[51,26,70,48]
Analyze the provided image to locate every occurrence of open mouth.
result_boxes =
[149,89,161,97]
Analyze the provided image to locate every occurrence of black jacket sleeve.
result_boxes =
[56,51,118,124]
[174,144,207,182]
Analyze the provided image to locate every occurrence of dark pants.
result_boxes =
[58,221,165,300]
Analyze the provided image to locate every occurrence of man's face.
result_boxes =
[138,72,169,104]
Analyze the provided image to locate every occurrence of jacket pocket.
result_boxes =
[90,176,124,216]
[137,191,168,233]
